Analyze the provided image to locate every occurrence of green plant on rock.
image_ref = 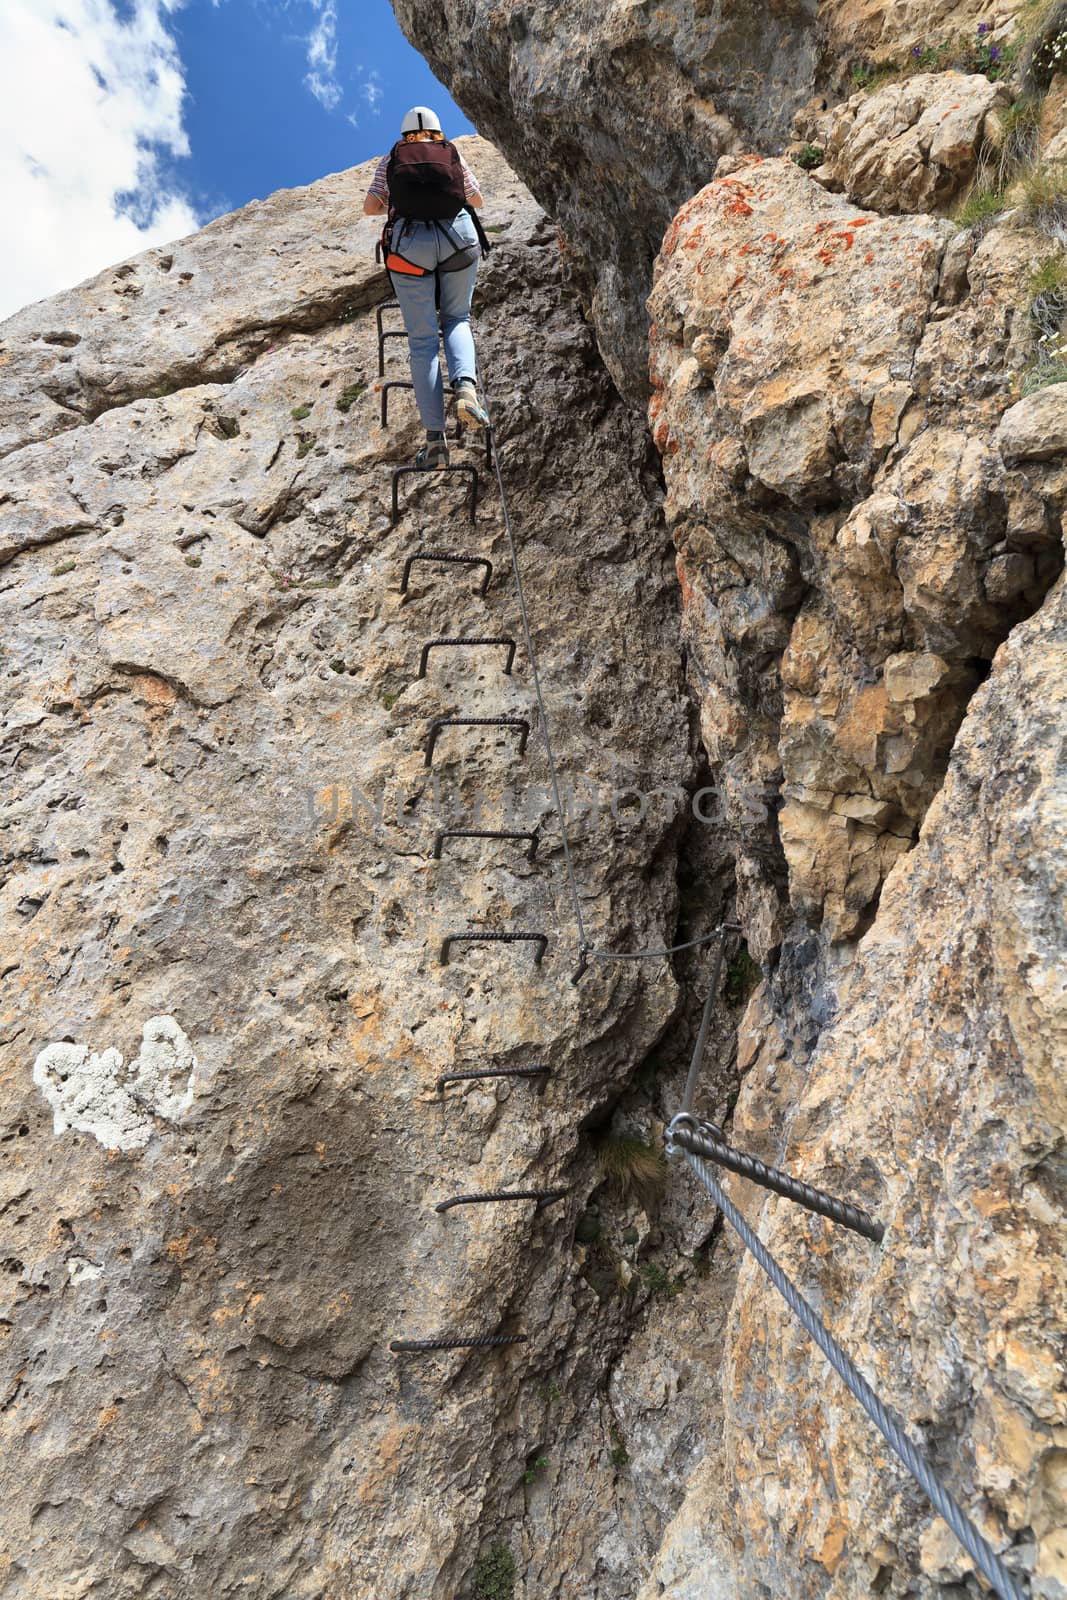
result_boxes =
[791,144,824,171]
[990,97,1043,189]
[595,1134,665,1202]
[635,1051,667,1096]
[470,1538,515,1600]
[295,432,316,459]
[724,942,761,1005]
[51,559,76,576]
[1017,160,1067,235]
[290,403,311,421]
[642,1261,683,1299]
[574,1208,601,1245]
[851,59,901,91]
[184,555,202,568]
[1022,359,1067,390]
[1021,0,1067,85]
[380,690,400,710]
[336,380,367,413]
[954,177,1009,231]
[523,1454,548,1485]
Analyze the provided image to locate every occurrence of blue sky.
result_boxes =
[170,0,474,216]
[0,0,475,319]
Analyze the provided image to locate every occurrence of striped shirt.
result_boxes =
[367,148,482,207]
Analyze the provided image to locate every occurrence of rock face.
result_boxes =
[0,141,700,1598]
[390,1,1032,402]
[810,71,1011,214]
[4,11,1067,1600]
[649,154,1063,950]
[637,106,1066,1600]
[390,0,819,402]
[642,556,1067,1600]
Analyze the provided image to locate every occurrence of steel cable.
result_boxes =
[674,1143,1027,1600]
[671,1116,883,1241]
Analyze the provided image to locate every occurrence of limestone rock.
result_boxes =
[649,157,1064,946]
[389,0,820,402]
[650,557,1067,1599]
[818,72,1010,214]
[998,384,1067,462]
[0,140,696,1600]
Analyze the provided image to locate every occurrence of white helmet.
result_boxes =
[401,105,442,134]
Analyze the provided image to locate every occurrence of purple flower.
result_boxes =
[978,21,990,33]
[989,44,1001,58]
[912,44,922,55]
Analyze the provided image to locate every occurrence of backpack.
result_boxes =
[386,139,467,221]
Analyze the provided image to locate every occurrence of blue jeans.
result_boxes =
[389,215,480,433]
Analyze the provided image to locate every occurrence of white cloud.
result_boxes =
[303,0,340,111]
[361,70,383,116]
[0,0,200,322]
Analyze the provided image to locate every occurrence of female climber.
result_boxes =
[363,106,491,469]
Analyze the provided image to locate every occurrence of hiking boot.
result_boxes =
[455,379,489,431]
[415,436,450,470]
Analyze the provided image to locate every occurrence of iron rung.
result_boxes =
[419,636,517,679]
[424,716,530,768]
[375,297,400,340]
[440,930,548,966]
[435,1189,567,1214]
[436,1065,550,1094]
[378,328,408,377]
[433,829,538,862]
[381,379,414,428]
[392,463,479,526]
[668,1117,885,1244]
[389,1334,526,1353]
[400,550,493,600]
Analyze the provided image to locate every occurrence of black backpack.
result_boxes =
[386,139,467,221]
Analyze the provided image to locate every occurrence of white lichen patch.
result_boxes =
[32,1016,197,1151]
[66,1257,103,1284]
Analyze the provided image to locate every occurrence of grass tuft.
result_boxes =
[851,59,903,91]
[1022,360,1067,391]
[595,1134,665,1201]
[1016,160,1067,235]
[724,943,761,1005]
[290,403,311,421]
[954,179,1009,231]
